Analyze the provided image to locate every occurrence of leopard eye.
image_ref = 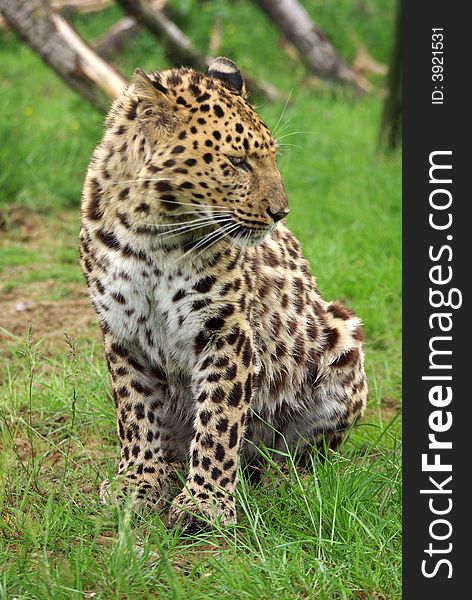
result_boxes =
[228,156,251,172]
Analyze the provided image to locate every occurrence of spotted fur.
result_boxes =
[79,58,367,530]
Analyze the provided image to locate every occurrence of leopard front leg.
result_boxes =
[101,334,171,510]
[168,322,254,531]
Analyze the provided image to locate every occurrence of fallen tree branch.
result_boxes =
[116,0,207,67]
[253,0,370,93]
[0,0,127,111]
[53,0,112,12]
[115,0,285,102]
[94,15,140,59]
[94,1,168,60]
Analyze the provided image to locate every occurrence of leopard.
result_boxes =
[79,57,367,531]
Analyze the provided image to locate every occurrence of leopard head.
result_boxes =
[89,58,289,248]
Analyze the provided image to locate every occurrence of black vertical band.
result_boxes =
[403,3,468,597]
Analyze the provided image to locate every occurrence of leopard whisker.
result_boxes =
[111,178,171,184]
[276,130,317,140]
[271,88,294,138]
[273,113,297,139]
[177,222,239,263]
[156,217,233,239]
[156,199,237,214]
[242,229,252,253]
[175,229,221,263]
[192,222,241,262]
[274,104,307,139]
[135,213,233,230]
[190,222,236,253]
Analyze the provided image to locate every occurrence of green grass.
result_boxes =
[0,1,401,597]
[0,336,401,598]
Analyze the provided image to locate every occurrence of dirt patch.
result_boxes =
[12,436,35,461]
[0,291,99,351]
[380,395,401,418]
[1,278,87,303]
[1,207,100,351]
[0,205,44,239]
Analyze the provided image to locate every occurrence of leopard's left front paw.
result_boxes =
[167,489,237,532]
[99,472,168,511]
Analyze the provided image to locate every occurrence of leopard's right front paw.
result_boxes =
[167,488,237,532]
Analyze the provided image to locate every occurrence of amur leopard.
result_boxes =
[79,57,367,530]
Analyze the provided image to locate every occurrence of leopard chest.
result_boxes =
[93,248,238,374]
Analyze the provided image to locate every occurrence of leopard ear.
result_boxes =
[132,68,176,111]
[208,57,246,96]
[132,68,178,133]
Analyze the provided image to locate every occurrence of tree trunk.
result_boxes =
[253,0,369,93]
[378,0,402,152]
[0,0,127,111]
[115,0,284,102]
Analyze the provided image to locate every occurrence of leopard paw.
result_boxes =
[99,472,168,511]
[167,488,237,531]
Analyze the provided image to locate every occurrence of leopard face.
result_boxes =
[89,58,289,248]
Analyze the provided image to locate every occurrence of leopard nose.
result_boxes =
[266,207,289,223]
